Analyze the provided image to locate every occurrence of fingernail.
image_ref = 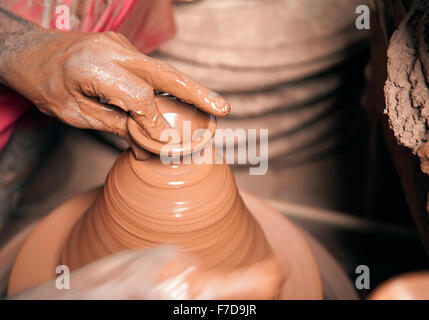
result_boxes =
[213,95,230,116]
[219,103,231,115]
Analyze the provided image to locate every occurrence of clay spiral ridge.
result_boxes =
[62,150,274,272]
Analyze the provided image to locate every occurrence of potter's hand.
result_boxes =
[11,247,283,300]
[0,11,230,158]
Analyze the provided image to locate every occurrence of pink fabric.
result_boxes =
[0,0,175,152]
[0,87,31,150]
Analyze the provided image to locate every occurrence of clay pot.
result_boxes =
[222,72,343,118]
[62,150,279,274]
[59,96,285,298]
[154,50,356,92]
[161,0,368,68]
[156,0,369,92]
[4,95,323,298]
[159,26,365,69]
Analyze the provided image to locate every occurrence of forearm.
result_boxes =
[0,7,44,85]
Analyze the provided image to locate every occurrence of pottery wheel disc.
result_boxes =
[8,190,323,299]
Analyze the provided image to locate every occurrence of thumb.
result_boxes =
[78,67,170,142]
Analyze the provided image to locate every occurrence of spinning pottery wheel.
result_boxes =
[8,96,326,299]
[8,189,323,299]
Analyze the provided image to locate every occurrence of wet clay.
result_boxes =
[60,96,284,298]
[60,150,285,299]
[62,149,281,272]
[8,189,323,298]
[128,95,216,155]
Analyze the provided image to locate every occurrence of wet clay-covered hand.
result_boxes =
[0,10,230,159]
[11,246,283,300]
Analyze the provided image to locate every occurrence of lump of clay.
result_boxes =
[61,94,284,298]
[61,150,284,297]
[62,149,273,268]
